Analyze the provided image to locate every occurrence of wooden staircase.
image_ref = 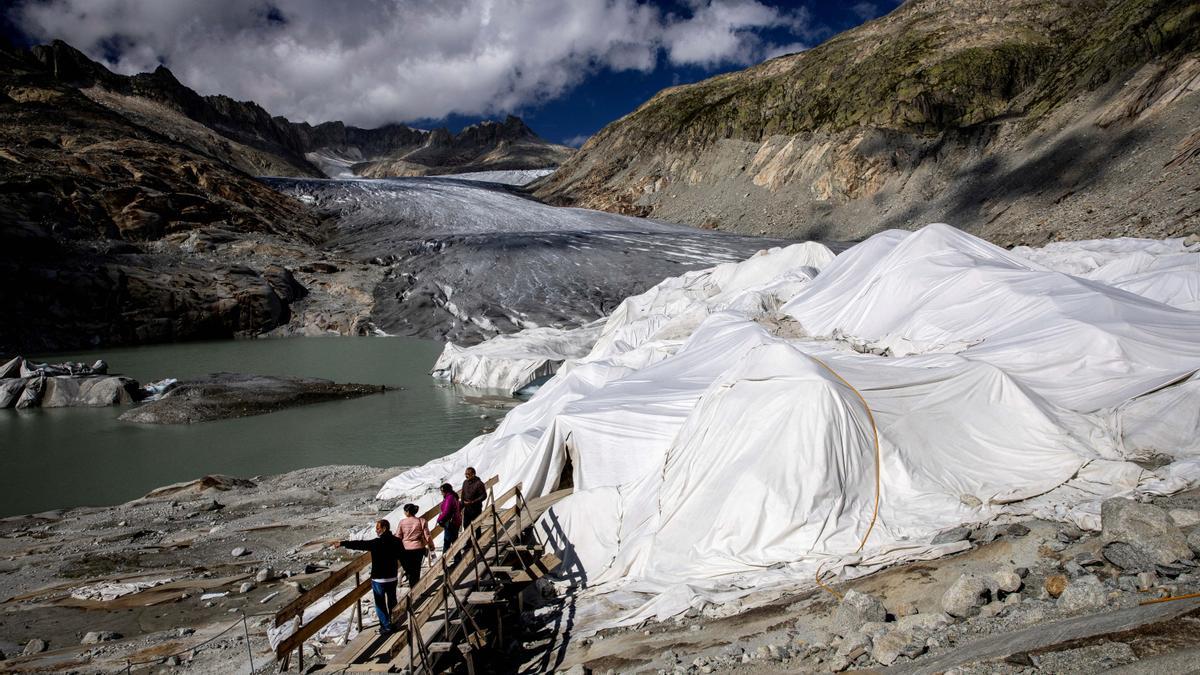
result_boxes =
[272,477,569,674]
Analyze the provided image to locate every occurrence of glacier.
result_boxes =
[377,223,1200,633]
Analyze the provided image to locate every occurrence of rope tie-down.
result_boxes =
[808,356,882,602]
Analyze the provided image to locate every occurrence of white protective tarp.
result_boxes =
[431,321,604,394]
[378,225,1200,633]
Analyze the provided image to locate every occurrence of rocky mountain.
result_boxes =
[302,115,575,179]
[0,39,374,354]
[536,0,1200,246]
[31,40,572,181]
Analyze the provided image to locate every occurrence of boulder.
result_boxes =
[231,547,248,557]
[941,574,995,618]
[871,626,927,666]
[22,638,47,655]
[1102,541,1159,573]
[1168,509,1200,528]
[1101,498,1193,565]
[831,590,887,637]
[81,631,122,644]
[1189,529,1200,556]
[992,569,1023,593]
[1057,576,1107,612]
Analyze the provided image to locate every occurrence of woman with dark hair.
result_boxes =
[395,503,433,585]
[437,483,463,553]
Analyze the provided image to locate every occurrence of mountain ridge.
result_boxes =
[535,0,1200,246]
[30,40,572,180]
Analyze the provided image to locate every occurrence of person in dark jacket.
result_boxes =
[332,519,404,636]
[460,467,487,527]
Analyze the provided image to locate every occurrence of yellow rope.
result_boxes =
[808,355,882,599]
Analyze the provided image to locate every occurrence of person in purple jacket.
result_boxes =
[437,483,463,554]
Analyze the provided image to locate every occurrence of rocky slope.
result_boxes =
[0,39,375,354]
[337,115,574,179]
[32,41,572,181]
[536,0,1200,246]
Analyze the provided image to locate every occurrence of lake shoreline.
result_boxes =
[0,463,409,672]
[0,336,494,517]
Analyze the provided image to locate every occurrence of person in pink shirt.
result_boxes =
[394,503,433,585]
[437,483,463,554]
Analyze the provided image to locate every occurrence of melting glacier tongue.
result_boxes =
[264,176,799,343]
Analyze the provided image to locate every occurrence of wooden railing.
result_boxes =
[272,475,499,667]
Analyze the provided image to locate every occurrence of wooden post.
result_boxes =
[354,571,364,631]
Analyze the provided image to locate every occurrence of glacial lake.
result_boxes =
[1,337,492,517]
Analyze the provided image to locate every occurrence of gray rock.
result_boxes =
[896,612,949,634]
[1101,498,1193,565]
[1189,529,1200,556]
[81,631,122,644]
[941,574,996,618]
[1015,566,1030,578]
[1063,560,1088,579]
[256,567,273,583]
[1006,523,1031,537]
[1169,509,1200,528]
[859,621,890,638]
[1103,541,1160,573]
[993,569,1023,593]
[1136,571,1158,591]
[931,526,972,545]
[835,630,872,657]
[166,656,180,666]
[970,526,1000,544]
[201,499,224,512]
[22,639,47,655]
[231,547,248,557]
[1058,525,1084,542]
[1057,576,1107,613]
[871,626,927,666]
[238,582,255,594]
[831,590,887,636]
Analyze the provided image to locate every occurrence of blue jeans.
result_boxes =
[371,580,397,633]
[443,521,459,554]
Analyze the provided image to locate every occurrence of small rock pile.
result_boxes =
[642,497,1200,674]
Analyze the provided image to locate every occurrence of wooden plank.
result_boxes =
[274,576,371,657]
[467,592,497,605]
[332,478,568,668]
[274,553,370,626]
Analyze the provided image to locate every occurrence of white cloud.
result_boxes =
[662,1,814,68]
[8,0,820,127]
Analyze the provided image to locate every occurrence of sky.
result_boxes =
[3,0,902,146]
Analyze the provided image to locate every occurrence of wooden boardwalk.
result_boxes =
[272,477,570,673]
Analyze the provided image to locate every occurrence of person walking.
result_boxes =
[395,503,433,586]
[331,519,403,637]
[460,467,487,527]
[437,483,463,554]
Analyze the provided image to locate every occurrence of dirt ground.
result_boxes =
[0,465,409,673]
